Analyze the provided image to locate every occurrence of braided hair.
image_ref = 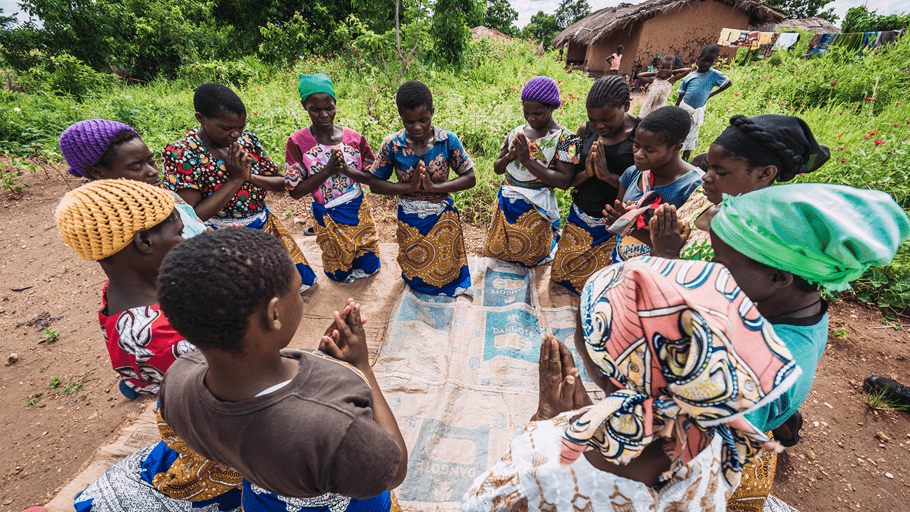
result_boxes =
[726,115,813,181]
[586,76,630,110]
[158,228,296,354]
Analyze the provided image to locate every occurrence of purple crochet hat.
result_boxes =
[60,119,139,178]
[521,76,561,107]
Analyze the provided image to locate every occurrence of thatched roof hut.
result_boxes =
[552,0,785,74]
[774,17,840,34]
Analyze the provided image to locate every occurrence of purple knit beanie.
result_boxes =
[59,119,139,178]
[521,76,561,107]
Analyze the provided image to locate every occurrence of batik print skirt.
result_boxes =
[483,185,559,267]
[550,203,616,295]
[396,197,471,296]
[242,482,396,512]
[727,432,778,512]
[75,408,244,511]
[312,191,381,283]
[207,207,317,292]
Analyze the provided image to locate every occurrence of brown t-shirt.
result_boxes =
[159,349,400,499]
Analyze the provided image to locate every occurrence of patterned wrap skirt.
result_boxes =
[483,185,559,267]
[207,207,317,293]
[396,197,471,296]
[75,410,399,512]
[312,191,381,282]
[550,203,616,294]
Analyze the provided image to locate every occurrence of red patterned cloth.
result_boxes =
[99,283,196,394]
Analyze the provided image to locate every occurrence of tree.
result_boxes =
[523,11,559,47]
[430,0,483,66]
[842,6,910,33]
[484,0,518,36]
[555,0,590,29]
[765,0,838,23]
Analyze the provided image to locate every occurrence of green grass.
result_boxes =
[40,327,60,344]
[865,384,910,411]
[2,35,910,310]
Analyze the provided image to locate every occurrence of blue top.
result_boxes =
[745,307,829,432]
[170,191,206,239]
[677,69,730,110]
[620,166,704,206]
[371,127,474,203]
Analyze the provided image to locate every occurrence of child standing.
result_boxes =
[550,76,638,294]
[158,229,408,510]
[636,55,691,118]
[675,44,732,161]
[606,45,623,75]
[370,80,476,296]
[162,82,316,292]
[603,106,703,263]
[483,76,578,267]
[286,73,381,282]
[59,119,206,240]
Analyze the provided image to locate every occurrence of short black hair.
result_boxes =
[701,44,721,57]
[690,152,709,170]
[194,83,246,118]
[637,106,690,146]
[586,76,630,109]
[396,80,433,113]
[158,228,295,354]
[660,55,676,66]
[617,45,624,51]
[95,129,141,170]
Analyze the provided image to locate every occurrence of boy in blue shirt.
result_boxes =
[675,44,732,161]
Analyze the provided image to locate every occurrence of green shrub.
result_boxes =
[18,54,119,100]
[176,60,259,88]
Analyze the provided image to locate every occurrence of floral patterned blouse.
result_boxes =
[502,126,579,188]
[162,130,281,219]
[676,186,715,261]
[371,127,474,203]
[284,127,375,205]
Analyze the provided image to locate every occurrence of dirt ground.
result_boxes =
[1,166,909,511]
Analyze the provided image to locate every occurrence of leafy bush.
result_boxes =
[176,60,260,88]
[18,54,120,100]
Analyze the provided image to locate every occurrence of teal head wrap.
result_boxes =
[712,184,910,292]
[298,73,335,101]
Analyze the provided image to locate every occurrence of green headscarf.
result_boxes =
[712,184,910,292]
[298,73,335,101]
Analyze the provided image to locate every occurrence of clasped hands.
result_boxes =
[532,334,592,422]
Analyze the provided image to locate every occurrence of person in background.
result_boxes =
[636,55,691,118]
[483,76,578,267]
[162,82,316,293]
[286,73,381,283]
[675,44,732,161]
[369,80,476,296]
[606,45,623,75]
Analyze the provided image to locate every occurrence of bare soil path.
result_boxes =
[1,167,908,511]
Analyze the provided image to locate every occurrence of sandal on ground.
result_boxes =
[303,226,316,236]
[773,410,803,448]
[865,375,910,406]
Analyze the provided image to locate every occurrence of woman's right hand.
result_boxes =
[225,142,251,183]
[531,334,590,422]
[602,199,629,224]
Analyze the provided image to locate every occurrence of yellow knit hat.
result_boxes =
[55,180,176,261]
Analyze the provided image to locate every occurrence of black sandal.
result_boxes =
[774,410,803,448]
[303,226,316,236]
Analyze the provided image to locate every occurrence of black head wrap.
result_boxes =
[713,114,830,181]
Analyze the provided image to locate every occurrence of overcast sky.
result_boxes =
[0,0,906,29]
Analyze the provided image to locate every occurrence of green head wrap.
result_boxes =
[712,184,910,292]
[298,73,335,101]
